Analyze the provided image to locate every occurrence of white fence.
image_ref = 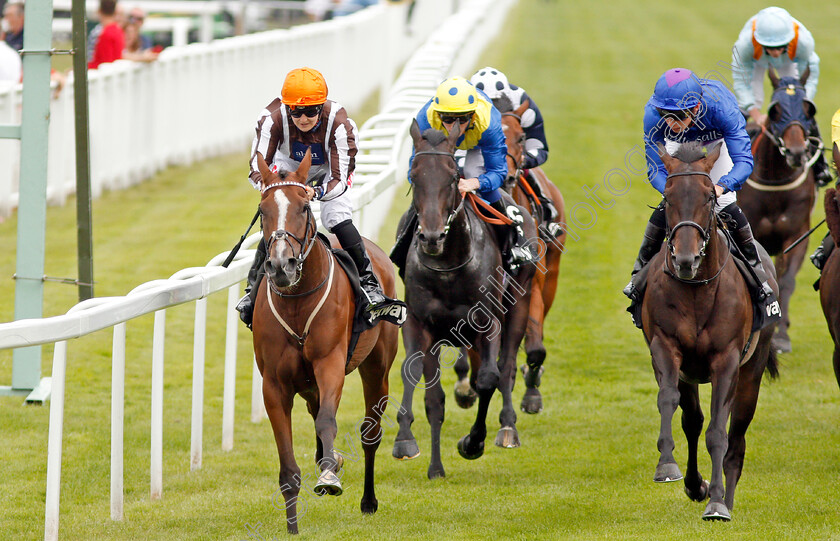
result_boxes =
[0,0,516,538]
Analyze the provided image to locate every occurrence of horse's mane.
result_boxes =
[421,127,448,146]
[825,188,840,247]
[670,141,712,164]
[492,95,514,114]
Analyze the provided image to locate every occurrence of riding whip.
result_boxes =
[782,218,825,254]
[221,208,260,268]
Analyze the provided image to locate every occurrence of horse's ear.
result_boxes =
[803,99,817,119]
[296,147,312,178]
[768,66,780,89]
[656,143,678,172]
[701,143,722,173]
[824,188,840,247]
[409,118,423,147]
[768,103,782,123]
[800,66,811,87]
[514,99,529,118]
[256,153,277,188]
[445,119,461,148]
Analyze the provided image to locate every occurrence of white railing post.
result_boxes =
[150,310,165,500]
[190,298,207,471]
[43,341,67,541]
[111,322,126,520]
[222,285,239,451]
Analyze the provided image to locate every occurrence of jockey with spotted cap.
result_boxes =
[236,67,388,327]
[469,67,560,233]
[731,7,831,185]
[810,107,840,281]
[623,68,776,309]
[389,76,536,275]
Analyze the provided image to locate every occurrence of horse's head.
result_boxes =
[409,118,463,255]
[256,150,317,289]
[766,67,816,168]
[660,142,721,280]
[494,96,530,190]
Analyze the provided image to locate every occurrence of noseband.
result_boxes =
[412,149,465,238]
[664,171,730,285]
[262,181,319,292]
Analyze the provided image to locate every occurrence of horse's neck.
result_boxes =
[697,226,725,281]
[755,130,794,178]
[442,210,478,258]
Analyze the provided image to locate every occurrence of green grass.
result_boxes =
[3,0,840,539]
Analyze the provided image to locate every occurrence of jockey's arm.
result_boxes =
[718,110,754,193]
[519,93,549,169]
[730,38,760,117]
[475,120,507,193]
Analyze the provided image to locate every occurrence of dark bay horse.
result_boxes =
[251,151,399,534]
[738,69,819,354]
[497,97,565,413]
[642,143,779,522]
[819,187,840,390]
[392,119,536,478]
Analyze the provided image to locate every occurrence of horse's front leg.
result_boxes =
[457,336,501,460]
[356,349,393,514]
[678,380,709,502]
[453,348,477,409]
[649,335,684,483]
[393,314,428,461]
[262,374,303,534]
[772,240,807,353]
[422,342,446,479]
[311,351,347,497]
[520,272,547,415]
[702,349,740,521]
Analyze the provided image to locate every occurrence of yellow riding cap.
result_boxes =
[431,77,479,114]
[832,108,840,147]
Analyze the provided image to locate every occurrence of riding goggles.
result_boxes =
[288,104,323,118]
[439,112,474,125]
[655,107,692,120]
[763,44,788,55]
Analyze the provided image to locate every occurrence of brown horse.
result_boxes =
[497,98,565,413]
[251,151,399,534]
[819,184,840,390]
[642,142,778,522]
[737,69,818,354]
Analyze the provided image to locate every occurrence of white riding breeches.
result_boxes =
[320,193,354,231]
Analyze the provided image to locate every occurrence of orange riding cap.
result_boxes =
[751,19,799,61]
[281,67,328,107]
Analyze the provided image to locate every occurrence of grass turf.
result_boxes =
[2,0,840,538]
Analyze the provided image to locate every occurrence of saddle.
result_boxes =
[627,231,781,333]
[316,233,407,364]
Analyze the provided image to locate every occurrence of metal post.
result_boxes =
[73,0,94,302]
[10,0,54,398]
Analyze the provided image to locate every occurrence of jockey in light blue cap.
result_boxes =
[622,68,776,324]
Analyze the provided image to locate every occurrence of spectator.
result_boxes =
[2,1,24,51]
[88,0,125,69]
[304,0,334,22]
[122,7,158,62]
[0,38,20,83]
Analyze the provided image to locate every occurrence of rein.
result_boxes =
[746,135,823,192]
[663,171,731,286]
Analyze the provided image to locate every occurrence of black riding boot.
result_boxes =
[388,206,418,280]
[811,232,835,272]
[809,123,834,187]
[235,237,267,328]
[490,195,536,271]
[728,212,775,301]
[622,202,667,302]
[333,219,387,308]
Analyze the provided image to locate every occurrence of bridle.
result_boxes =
[261,181,321,294]
[663,171,730,285]
[412,149,466,239]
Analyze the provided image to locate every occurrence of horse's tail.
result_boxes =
[764,346,779,380]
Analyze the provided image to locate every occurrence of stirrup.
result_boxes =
[235,293,253,328]
[545,222,563,238]
[622,280,640,302]
[810,247,826,270]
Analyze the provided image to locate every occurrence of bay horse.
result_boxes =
[642,142,778,522]
[737,68,819,354]
[251,150,399,534]
[392,119,536,479]
[819,186,840,390]
[495,96,565,413]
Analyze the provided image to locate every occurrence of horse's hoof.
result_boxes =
[454,378,477,409]
[286,521,299,535]
[685,479,710,502]
[771,336,792,354]
[392,438,420,460]
[520,392,543,414]
[457,435,484,460]
[427,464,446,480]
[360,497,378,514]
[702,501,731,521]
[314,469,343,496]
[494,426,521,448]
[334,451,344,473]
[654,462,683,483]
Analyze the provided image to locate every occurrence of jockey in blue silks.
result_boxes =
[623,68,775,305]
[390,76,536,274]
